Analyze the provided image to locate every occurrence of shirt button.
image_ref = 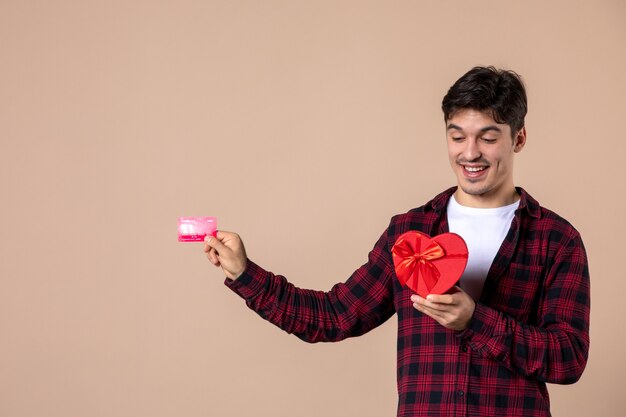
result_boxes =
[461,344,468,352]
[458,390,465,397]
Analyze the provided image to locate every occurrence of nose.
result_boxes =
[462,138,481,162]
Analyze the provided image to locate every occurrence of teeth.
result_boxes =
[465,166,486,172]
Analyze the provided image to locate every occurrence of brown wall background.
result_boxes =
[1,1,624,416]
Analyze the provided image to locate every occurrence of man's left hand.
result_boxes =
[411,286,476,331]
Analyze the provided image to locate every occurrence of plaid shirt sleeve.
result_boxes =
[224,228,396,343]
[458,225,590,385]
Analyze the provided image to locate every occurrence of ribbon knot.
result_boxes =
[392,235,446,293]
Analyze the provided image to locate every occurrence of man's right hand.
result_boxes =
[203,231,248,280]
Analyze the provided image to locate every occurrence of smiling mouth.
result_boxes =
[464,166,487,173]
[460,164,489,178]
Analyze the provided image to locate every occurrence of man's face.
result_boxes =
[446,109,526,207]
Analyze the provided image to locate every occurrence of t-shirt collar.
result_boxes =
[426,186,541,219]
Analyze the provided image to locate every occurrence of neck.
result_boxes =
[454,187,520,208]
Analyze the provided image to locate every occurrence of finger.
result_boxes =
[426,293,456,305]
[207,255,221,267]
[204,235,229,253]
[411,294,447,308]
[207,248,220,266]
[215,230,228,239]
[413,301,448,320]
[203,242,212,253]
[411,294,446,313]
[416,301,448,316]
[214,230,236,241]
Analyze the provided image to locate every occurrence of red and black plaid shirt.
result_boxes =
[225,187,590,417]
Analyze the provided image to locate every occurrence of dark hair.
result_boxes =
[441,66,527,135]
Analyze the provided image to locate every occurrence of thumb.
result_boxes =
[204,234,228,253]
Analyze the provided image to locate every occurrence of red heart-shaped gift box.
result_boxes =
[392,231,468,298]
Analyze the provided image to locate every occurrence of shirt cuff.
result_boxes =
[457,302,505,348]
[224,259,269,300]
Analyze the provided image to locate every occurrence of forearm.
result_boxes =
[226,255,395,343]
[459,302,589,384]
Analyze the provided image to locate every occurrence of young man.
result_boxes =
[204,67,590,417]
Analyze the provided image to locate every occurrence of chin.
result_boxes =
[458,183,492,197]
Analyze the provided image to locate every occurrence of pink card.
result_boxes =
[178,217,217,242]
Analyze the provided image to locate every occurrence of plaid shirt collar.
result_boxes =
[425,186,542,219]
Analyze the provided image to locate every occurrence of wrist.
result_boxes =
[229,260,248,280]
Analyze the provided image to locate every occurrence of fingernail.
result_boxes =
[427,295,434,301]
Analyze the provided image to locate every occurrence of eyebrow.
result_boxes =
[446,123,503,134]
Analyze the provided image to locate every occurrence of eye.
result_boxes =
[481,137,497,143]
[451,137,465,142]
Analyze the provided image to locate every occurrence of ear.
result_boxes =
[513,127,526,153]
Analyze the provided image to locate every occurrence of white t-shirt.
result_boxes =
[446,195,520,301]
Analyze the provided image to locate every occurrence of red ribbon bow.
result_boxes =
[391,231,468,297]
[392,235,445,293]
